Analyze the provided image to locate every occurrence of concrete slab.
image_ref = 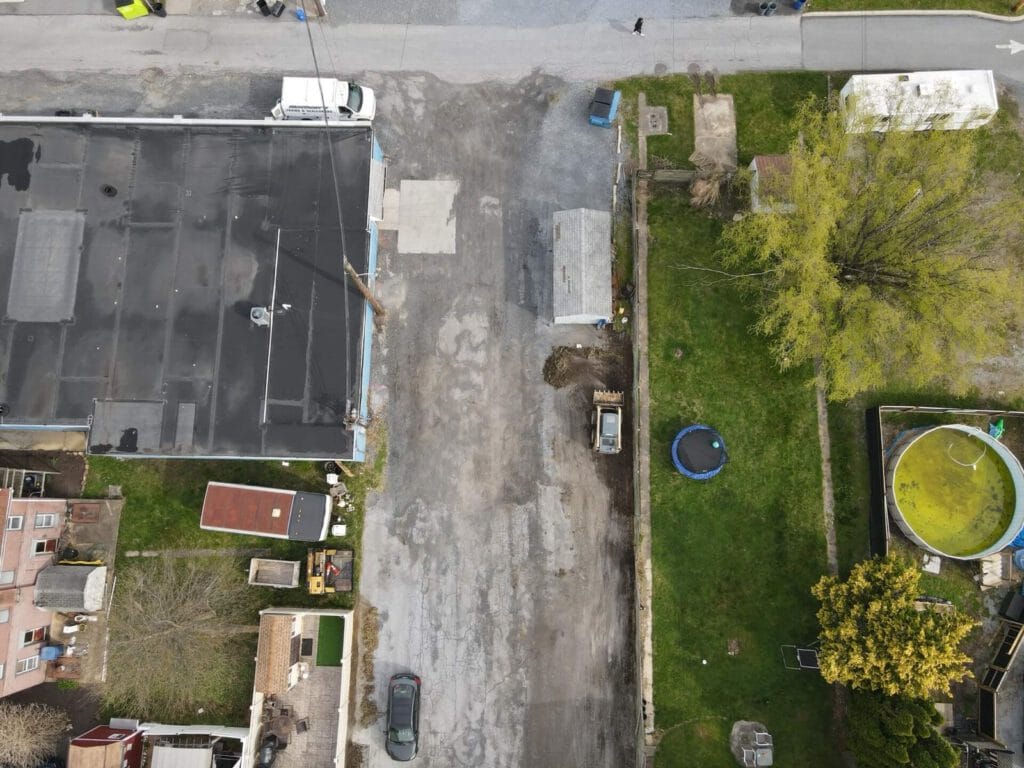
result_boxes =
[8,211,85,323]
[397,179,459,254]
[692,93,738,172]
[379,187,400,231]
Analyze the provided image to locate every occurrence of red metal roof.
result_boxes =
[752,154,793,200]
[200,482,295,538]
[70,725,137,745]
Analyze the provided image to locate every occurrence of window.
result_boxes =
[32,539,57,555]
[21,627,46,647]
[5,515,23,531]
[0,663,4,679]
[0,609,9,623]
[0,571,13,585]
[34,513,56,529]
[15,656,39,675]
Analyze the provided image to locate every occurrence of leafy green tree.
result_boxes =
[721,96,1024,399]
[848,691,959,768]
[811,556,976,697]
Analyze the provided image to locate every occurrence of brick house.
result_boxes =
[0,489,67,695]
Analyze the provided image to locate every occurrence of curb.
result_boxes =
[805,8,1024,22]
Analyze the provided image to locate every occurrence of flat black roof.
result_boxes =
[0,121,375,459]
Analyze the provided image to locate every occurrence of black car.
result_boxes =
[385,673,421,761]
[257,735,278,768]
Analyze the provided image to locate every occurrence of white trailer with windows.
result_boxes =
[839,70,997,133]
[272,77,376,122]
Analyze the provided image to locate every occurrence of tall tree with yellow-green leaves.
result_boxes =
[721,96,1024,399]
[811,557,976,698]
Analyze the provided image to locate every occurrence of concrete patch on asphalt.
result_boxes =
[379,188,401,231]
[162,29,212,53]
[397,179,459,254]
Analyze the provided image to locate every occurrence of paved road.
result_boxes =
[0,15,800,84]
[4,12,1024,86]
[1,0,736,23]
[804,12,1024,87]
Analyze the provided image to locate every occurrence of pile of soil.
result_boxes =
[543,345,616,389]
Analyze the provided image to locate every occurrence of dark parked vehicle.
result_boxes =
[257,735,279,768]
[385,673,421,761]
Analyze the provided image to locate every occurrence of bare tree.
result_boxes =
[688,65,704,103]
[702,69,719,96]
[104,556,258,720]
[688,150,731,209]
[0,702,70,768]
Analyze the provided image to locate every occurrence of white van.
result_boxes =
[272,77,376,122]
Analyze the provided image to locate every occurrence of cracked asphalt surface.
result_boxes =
[354,72,635,767]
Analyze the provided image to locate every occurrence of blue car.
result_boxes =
[385,673,421,761]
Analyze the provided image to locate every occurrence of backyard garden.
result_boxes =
[616,69,1024,765]
[80,440,385,723]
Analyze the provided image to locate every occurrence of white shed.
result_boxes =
[552,208,612,325]
[839,70,998,133]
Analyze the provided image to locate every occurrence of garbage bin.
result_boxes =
[793,0,806,9]
[758,1,769,13]
[765,1,778,14]
[116,0,150,18]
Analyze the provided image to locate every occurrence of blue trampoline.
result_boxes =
[672,425,728,480]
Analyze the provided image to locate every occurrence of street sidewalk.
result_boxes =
[0,0,261,15]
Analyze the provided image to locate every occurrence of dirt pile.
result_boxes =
[543,345,617,389]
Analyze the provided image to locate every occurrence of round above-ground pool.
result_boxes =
[672,425,728,480]
[886,424,1024,560]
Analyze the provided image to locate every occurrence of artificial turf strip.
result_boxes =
[316,615,345,667]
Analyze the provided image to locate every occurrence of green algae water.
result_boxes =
[893,428,1016,557]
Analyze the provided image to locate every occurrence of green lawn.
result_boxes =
[647,196,838,766]
[629,70,1024,767]
[810,0,1018,15]
[616,72,830,170]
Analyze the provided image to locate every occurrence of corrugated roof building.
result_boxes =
[552,209,612,325]
[34,564,107,612]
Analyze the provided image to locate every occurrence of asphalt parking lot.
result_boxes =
[355,72,636,767]
[0,69,636,767]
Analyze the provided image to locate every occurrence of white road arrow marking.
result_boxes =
[996,39,1024,55]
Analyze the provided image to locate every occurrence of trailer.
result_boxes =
[592,390,624,455]
[839,70,997,133]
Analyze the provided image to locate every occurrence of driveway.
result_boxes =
[352,73,635,767]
